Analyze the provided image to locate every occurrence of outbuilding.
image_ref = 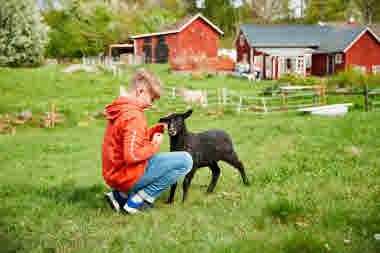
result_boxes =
[132,13,224,64]
[236,24,380,79]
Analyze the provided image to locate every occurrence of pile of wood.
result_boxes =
[170,56,235,72]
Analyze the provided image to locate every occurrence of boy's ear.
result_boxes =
[184,109,193,119]
[120,85,128,97]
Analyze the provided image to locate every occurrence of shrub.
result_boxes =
[278,74,319,86]
[327,65,368,88]
[0,0,49,67]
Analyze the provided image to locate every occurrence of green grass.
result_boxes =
[1,65,380,253]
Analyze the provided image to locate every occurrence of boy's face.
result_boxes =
[136,86,160,109]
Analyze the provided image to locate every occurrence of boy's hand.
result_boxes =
[152,133,164,145]
[160,122,168,131]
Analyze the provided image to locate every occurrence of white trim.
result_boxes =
[368,27,380,44]
[131,13,224,39]
[132,30,178,39]
[344,27,380,53]
[250,47,254,72]
[130,131,138,161]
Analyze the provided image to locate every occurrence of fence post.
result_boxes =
[364,84,369,112]
[172,88,176,99]
[50,100,55,128]
[313,87,317,104]
[218,89,222,114]
[238,96,242,114]
[223,88,227,105]
[204,90,208,107]
[262,97,267,113]
[281,88,286,111]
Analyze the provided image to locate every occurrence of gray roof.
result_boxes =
[240,24,368,53]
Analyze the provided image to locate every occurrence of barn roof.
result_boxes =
[132,13,224,39]
[240,24,379,53]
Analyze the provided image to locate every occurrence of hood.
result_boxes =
[105,97,144,122]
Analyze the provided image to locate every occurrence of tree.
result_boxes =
[353,0,380,24]
[0,0,50,66]
[43,0,118,58]
[203,0,237,36]
[303,0,353,24]
[248,0,291,22]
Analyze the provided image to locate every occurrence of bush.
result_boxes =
[327,65,369,88]
[278,74,319,86]
[0,0,49,66]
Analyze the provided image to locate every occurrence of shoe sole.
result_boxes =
[104,192,120,212]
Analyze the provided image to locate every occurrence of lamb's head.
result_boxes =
[159,109,192,136]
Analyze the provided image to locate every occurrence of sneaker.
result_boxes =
[104,190,127,212]
[122,195,155,214]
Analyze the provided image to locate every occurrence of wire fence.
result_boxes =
[7,85,380,116]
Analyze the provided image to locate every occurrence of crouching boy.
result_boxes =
[102,69,193,214]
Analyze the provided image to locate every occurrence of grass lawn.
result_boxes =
[0,64,380,253]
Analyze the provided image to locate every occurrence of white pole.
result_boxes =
[204,90,208,106]
[223,88,227,105]
[172,87,176,98]
[262,97,267,113]
[238,96,242,114]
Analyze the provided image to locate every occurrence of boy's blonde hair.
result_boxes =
[129,68,164,97]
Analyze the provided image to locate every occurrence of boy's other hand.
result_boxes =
[152,133,164,145]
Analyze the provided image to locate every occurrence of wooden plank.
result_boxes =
[298,103,352,112]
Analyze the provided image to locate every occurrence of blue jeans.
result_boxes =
[128,152,193,202]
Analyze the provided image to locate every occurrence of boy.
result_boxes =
[102,68,193,214]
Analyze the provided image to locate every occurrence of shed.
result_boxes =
[236,24,380,79]
[132,13,224,64]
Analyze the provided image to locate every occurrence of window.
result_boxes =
[335,53,343,64]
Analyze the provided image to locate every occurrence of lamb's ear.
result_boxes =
[183,109,193,119]
[120,85,128,97]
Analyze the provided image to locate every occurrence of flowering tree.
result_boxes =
[0,0,49,66]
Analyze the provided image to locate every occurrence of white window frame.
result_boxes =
[335,53,343,64]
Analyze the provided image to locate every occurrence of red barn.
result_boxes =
[132,13,224,64]
[236,24,380,79]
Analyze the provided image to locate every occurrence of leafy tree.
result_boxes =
[203,0,237,36]
[43,0,118,58]
[0,0,50,66]
[248,0,292,23]
[353,0,380,24]
[303,0,352,23]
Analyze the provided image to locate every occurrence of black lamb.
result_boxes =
[159,109,249,203]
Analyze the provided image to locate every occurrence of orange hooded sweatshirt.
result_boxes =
[102,97,162,191]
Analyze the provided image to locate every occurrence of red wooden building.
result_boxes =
[236,24,380,79]
[132,13,224,64]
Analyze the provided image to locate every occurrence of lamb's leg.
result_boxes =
[223,151,249,185]
[207,162,221,193]
[182,169,197,202]
[166,183,177,204]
